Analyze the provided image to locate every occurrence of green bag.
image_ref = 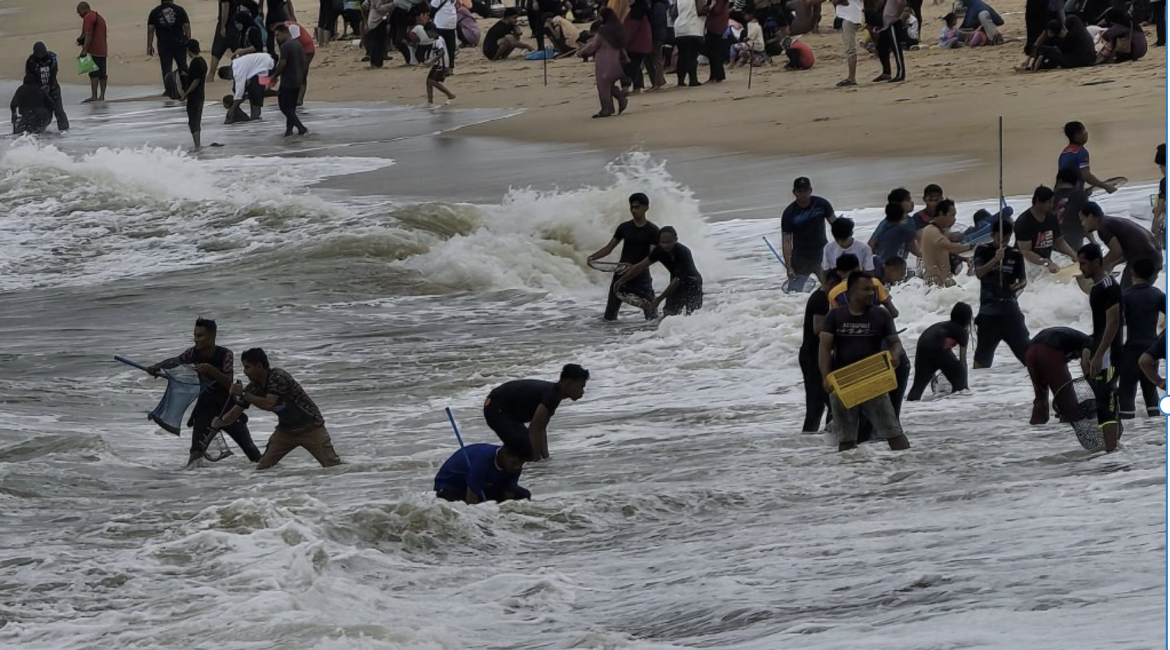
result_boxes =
[77,54,98,75]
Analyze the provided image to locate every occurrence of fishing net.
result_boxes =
[147,365,202,435]
[588,260,629,274]
[1055,378,1111,452]
[199,430,234,463]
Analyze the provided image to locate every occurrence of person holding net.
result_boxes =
[147,318,262,465]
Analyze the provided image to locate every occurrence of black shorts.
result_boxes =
[89,56,108,80]
[187,97,204,133]
[483,406,529,448]
[1090,367,1120,427]
[245,76,266,106]
[427,64,450,82]
[211,25,241,58]
[664,279,703,315]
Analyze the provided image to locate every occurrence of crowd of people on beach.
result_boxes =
[8,0,1162,138]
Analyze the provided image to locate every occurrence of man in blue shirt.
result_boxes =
[1057,121,1117,195]
[434,441,530,504]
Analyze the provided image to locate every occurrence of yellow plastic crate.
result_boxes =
[827,351,898,408]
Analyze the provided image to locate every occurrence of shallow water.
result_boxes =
[0,102,1165,650]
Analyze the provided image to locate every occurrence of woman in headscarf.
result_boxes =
[578,8,629,117]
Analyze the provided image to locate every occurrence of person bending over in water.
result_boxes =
[1025,326,1094,425]
[483,364,589,461]
[616,226,703,316]
[1078,243,1123,452]
[213,348,343,469]
[907,302,972,401]
[588,192,660,321]
[819,272,911,452]
[148,318,262,465]
[1079,201,1162,289]
[434,440,531,504]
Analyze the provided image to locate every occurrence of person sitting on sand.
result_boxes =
[1025,16,1096,70]
[782,37,815,69]
[953,0,1004,45]
[1097,9,1147,63]
[731,9,769,67]
[483,9,535,60]
[940,11,966,47]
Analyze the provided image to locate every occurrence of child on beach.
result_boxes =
[422,25,456,105]
[731,10,768,67]
[940,12,966,48]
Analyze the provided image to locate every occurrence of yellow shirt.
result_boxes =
[828,278,891,306]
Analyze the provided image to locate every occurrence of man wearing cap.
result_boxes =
[1079,201,1162,289]
[588,192,661,321]
[25,43,69,131]
[482,364,590,461]
[781,177,837,284]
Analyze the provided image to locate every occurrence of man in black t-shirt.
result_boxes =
[588,192,661,321]
[483,364,589,461]
[1026,326,1093,425]
[1014,185,1078,274]
[272,25,308,136]
[1079,201,1163,289]
[780,176,837,282]
[483,11,532,60]
[147,0,191,88]
[617,226,703,317]
[799,269,840,433]
[178,40,208,150]
[1078,243,1123,452]
[972,219,1030,369]
[818,272,911,452]
[1119,258,1163,419]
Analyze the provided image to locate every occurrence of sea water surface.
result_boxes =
[0,100,1165,650]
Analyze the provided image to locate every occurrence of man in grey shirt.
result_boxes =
[271,24,308,136]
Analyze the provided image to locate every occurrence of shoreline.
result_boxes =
[1,0,1164,202]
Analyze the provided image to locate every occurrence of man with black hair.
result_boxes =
[213,348,342,469]
[588,192,660,321]
[828,253,897,316]
[821,217,873,273]
[873,255,907,285]
[616,226,703,316]
[435,441,531,504]
[177,39,207,151]
[800,269,840,433]
[1078,243,1123,452]
[781,177,837,282]
[146,0,191,89]
[1119,257,1164,419]
[911,183,944,231]
[1014,185,1078,274]
[147,319,262,465]
[483,364,590,461]
[818,271,911,452]
[483,10,534,60]
[271,24,309,137]
[972,218,1030,368]
[868,188,921,265]
[1058,121,1116,195]
[25,43,69,132]
[1053,167,1089,250]
[1079,201,1162,288]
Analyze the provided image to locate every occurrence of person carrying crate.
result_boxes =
[818,271,912,453]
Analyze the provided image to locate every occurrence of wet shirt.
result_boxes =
[245,367,326,431]
[1013,208,1062,259]
[82,11,109,57]
[1122,282,1165,344]
[821,305,896,370]
[972,244,1025,315]
[149,3,191,42]
[186,56,208,102]
[1089,275,1124,366]
[1097,215,1160,263]
[10,83,53,119]
[278,38,306,88]
[1058,143,1089,191]
[649,243,702,283]
[873,220,917,263]
[614,220,660,265]
[801,289,831,349]
[1032,326,1093,359]
[918,320,969,352]
[433,443,521,495]
[486,379,561,422]
[781,196,835,265]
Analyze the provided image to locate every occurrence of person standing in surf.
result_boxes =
[147,318,262,465]
[1078,243,1123,453]
[1118,258,1164,419]
[1057,121,1116,195]
[588,192,661,321]
[616,226,703,316]
[1139,330,1166,392]
[482,364,590,461]
[906,302,972,401]
[1053,168,1090,250]
[213,348,343,469]
[781,176,837,283]
[1025,327,1094,425]
[271,24,309,137]
[818,272,911,452]
[1013,185,1078,274]
[971,219,1030,369]
[1078,202,1163,289]
[434,441,531,504]
[25,43,69,132]
[177,39,208,151]
[800,269,840,433]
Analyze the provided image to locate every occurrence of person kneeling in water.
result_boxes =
[907,302,972,401]
[434,440,531,504]
[484,364,590,461]
[616,226,703,316]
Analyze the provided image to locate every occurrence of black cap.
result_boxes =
[793,177,812,191]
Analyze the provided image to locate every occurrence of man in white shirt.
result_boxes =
[831,0,863,86]
[217,52,273,122]
[822,217,875,272]
[430,0,459,68]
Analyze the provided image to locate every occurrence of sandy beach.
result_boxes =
[2,0,1164,201]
